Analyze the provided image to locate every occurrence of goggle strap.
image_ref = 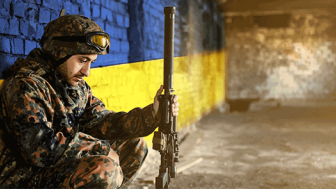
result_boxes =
[52,36,108,52]
[52,36,86,43]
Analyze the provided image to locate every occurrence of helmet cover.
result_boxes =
[40,15,109,62]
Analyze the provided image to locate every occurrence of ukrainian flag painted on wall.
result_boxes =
[0,50,226,147]
[0,0,226,147]
[83,50,226,146]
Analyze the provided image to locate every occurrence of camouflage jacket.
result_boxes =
[0,48,159,187]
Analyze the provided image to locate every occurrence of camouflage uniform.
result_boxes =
[0,15,159,188]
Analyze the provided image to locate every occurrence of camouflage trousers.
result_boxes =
[38,137,148,189]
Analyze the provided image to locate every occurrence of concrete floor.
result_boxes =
[132,100,336,189]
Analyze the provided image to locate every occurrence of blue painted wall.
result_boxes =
[0,0,222,79]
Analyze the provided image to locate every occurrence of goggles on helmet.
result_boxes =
[52,32,110,53]
[85,32,110,52]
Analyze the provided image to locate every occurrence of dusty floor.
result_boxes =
[131,101,336,189]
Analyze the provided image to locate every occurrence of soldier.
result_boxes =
[0,14,179,188]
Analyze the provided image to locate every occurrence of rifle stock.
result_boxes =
[152,7,179,189]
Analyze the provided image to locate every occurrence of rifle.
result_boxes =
[152,7,179,189]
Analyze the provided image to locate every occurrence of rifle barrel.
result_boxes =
[164,7,175,95]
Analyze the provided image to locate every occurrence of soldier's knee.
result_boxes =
[95,156,121,171]
[70,156,123,188]
[94,156,123,186]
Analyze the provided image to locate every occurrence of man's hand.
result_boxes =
[153,85,180,120]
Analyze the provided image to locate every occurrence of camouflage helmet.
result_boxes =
[40,14,110,63]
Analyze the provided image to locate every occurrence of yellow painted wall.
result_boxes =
[85,50,226,145]
[0,50,225,146]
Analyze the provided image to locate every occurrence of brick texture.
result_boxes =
[0,1,10,16]
[42,0,61,11]
[9,18,19,35]
[91,4,100,18]
[24,40,36,55]
[39,7,51,23]
[13,3,26,18]
[0,19,9,34]
[0,37,10,53]
[11,38,24,55]
[101,7,112,22]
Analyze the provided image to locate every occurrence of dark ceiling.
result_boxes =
[215,0,336,14]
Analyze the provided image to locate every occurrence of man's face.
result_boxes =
[56,54,97,86]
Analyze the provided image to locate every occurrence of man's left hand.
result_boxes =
[153,85,179,120]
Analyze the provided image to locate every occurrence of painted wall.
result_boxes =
[225,9,336,101]
[0,0,225,145]
[84,51,225,144]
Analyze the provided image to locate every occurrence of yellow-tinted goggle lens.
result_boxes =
[91,34,110,48]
